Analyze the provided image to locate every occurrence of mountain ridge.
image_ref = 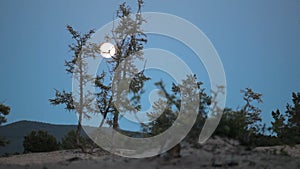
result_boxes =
[0,120,79,155]
[0,120,143,155]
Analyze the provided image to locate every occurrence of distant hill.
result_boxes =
[0,120,79,155]
[0,120,143,155]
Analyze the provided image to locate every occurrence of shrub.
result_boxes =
[61,129,98,150]
[23,130,60,153]
[61,129,85,150]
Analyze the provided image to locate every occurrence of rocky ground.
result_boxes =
[0,136,300,169]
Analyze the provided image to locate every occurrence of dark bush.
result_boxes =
[61,129,85,150]
[23,130,60,153]
[61,129,99,151]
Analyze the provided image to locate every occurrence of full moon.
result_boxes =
[99,42,116,58]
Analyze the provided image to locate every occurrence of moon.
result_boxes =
[99,42,116,58]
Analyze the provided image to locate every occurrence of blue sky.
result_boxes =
[0,0,299,131]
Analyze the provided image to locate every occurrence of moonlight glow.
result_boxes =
[99,42,116,58]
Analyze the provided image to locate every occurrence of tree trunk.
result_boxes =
[113,112,119,129]
[166,143,181,158]
[77,56,87,153]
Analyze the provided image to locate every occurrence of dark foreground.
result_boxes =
[1,137,300,169]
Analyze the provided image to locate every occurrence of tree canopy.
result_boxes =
[0,102,10,147]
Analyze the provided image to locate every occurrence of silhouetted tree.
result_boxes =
[215,88,263,147]
[270,109,287,144]
[285,92,300,144]
[95,0,149,129]
[50,0,148,153]
[241,88,263,133]
[239,88,263,146]
[0,103,10,147]
[270,92,300,145]
[49,25,95,153]
[145,75,211,157]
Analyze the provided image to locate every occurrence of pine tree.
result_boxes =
[285,92,300,143]
[0,103,10,147]
[271,92,300,145]
[50,0,149,153]
[49,25,95,153]
[214,88,263,147]
[145,75,211,157]
[270,92,300,145]
[95,0,149,129]
[239,88,263,146]
[240,88,263,133]
[270,109,287,144]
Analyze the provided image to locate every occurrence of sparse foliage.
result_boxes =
[240,88,263,134]
[49,25,96,153]
[50,0,148,153]
[144,75,211,157]
[47,0,300,156]
[95,0,149,130]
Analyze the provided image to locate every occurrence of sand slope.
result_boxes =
[0,136,300,169]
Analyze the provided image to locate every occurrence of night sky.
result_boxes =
[0,0,299,131]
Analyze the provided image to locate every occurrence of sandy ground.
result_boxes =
[1,137,300,169]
